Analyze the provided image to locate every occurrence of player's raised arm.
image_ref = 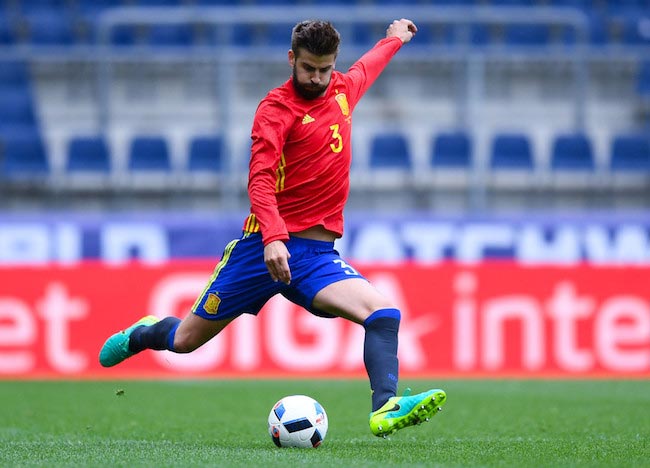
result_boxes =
[386,18,417,44]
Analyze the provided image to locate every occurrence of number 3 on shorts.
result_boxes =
[334,259,360,276]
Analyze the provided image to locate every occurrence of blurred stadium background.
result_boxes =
[0,0,648,212]
[0,1,649,380]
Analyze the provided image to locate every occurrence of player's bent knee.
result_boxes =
[171,333,205,353]
[368,298,398,315]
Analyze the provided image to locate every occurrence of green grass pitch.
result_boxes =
[1,379,648,467]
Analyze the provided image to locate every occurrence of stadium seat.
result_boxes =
[148,24,194,46]
[0,61,29,86]
[188,136,223,173]
[504,24,551,46]
[109,24,140,46]
[490,133,534,170]
[266,22,299,46]
[431,131,472,169]
[622,15,650,46]
[610,134,650,172]
[0,132,49,178]
[588,14,609,45]
[23,12,75,45]
[369,133,411,169]
[349,22,381,47]
[66,136,111,173]
[0,88,37,128]
[550,133,595,171]
[128,136,171,171]
[0,14,13,45]
[468,24,491,46]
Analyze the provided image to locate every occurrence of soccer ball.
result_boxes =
[268,395,328,448]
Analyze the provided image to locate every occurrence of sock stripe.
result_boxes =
[364,308,401,327]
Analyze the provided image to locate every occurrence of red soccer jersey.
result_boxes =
[244,36,403,245]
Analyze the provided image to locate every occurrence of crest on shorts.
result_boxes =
[334,92,349,116]
[203,293,221,315]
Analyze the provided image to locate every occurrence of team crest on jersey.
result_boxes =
[203,293,221,315]
[334,92,349,116]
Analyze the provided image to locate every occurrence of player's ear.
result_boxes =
[288,50,295,67]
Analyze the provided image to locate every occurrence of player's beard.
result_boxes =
[292,67,328,100]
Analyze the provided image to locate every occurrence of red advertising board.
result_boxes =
[0,262,648,378]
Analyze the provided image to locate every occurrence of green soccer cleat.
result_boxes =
[369,388,446,437]
[98,315,160,367]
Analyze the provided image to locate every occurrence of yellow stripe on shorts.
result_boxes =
[191,238,239,314]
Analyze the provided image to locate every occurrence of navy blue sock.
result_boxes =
[364,308,400,412]
[128,317,181,352]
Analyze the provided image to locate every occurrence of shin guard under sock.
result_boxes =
[363,308,401,412]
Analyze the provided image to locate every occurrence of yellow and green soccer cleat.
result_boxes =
[98,315,159,367]
[369,388,446,437]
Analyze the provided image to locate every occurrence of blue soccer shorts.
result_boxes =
[191,232,367,320]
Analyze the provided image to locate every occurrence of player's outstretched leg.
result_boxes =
[369,388,447,437]
[99,315,160,367]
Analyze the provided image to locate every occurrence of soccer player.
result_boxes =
[99,18,446,437]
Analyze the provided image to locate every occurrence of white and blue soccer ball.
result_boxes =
[268,395,328,448]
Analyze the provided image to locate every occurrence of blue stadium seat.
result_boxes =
[468,24,491,46]
[0,132,49,178]
[111,23,194,46]
[431,132,472,169]
[23,12,75,45]
[369,133,411,169]
[504,24,551,46]
[128,136,171,171]
[109,24,143,46]
[588,14,609,45]
[0,61,29,86]
[610,134,650,172]
[66,136,111,173]
[266,22,298,46]
[490,133,534,170]
[349,22,381,47]
[0,88,37,128]
[622,14,650,45]
[188,136,223,172]
[551,133,595,171]
[0,14,13,45]
[148,24,193,46]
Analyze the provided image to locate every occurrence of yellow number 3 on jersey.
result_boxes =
[329,124,343,154]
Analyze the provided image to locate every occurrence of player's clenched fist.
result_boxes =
[386,19,417,44]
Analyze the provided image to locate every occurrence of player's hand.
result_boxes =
[264,240,292,284]
[386,19,417,44]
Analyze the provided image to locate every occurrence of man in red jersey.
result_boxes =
[99,19,446,437]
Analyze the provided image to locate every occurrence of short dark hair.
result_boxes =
[291,20,340,57]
